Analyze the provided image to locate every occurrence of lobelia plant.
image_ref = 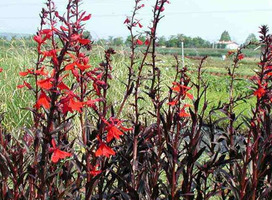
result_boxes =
[1,0,272,199]
[224,25,272,200]
[0,0,130,199]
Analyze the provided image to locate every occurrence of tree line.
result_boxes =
[94,34,212,48]
[93,31,259,49]
[0,30,260,49]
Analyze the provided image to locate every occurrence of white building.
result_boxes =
[216,41,239,50]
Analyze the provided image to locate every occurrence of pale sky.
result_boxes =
[0,0,272,43]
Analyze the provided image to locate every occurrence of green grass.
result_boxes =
[154,47,261,58]
[0,41,259,132]
[0,42,35,130]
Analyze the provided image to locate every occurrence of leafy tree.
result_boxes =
[245,33,258,44]
[112,37,124,46]
[220,30,231,41]
[191,37,211,48]
[96,38,107,46]
[166,35,179,47]
[157,36,167,46]
[244,33,259,49]
[126,34,211,48]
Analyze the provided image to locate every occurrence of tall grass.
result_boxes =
[0,41,256,131]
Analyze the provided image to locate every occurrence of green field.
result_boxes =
[0,39,258,131]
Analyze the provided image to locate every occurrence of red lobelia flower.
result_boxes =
[35,66,48,76]
[136,39,143,45]
[81,14,92,21]
[103,117,133,142]
[60,26,69,32]
[179,108,190,118]
[168,100,178,106]
[95,142,116,158]
[85,98,101,109]
[17,81,32,89]
[65,62,77,71]
[78,38,90,45]
[144,38,150,46]
[68,98,84,113]
[171,82,194,99]
[254,83,266,98]
[238,54,245,60]
[50,139,72,163]
[57,81,70,91]
[88,164,102,176]
[35,90,50,109]
[124,17,130,24]
[37,78,53,90]
[19,68,34,77]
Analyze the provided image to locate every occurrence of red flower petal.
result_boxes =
[19,71,29,76]
[89,164,102,176]
[254,86,266,98]
[95,143,115,158]
[78,38,90,45]
[51,139,57,148]
[136,39,143,45]
[89,170,102,176]
[23,81,32,89]
[106,126,123,142]
[58,82,70,91]
[144,39,150,46]
[33,34,43,44]
[186,93,194,100]
[68,98,84,113]
[40,29,52,35]
[77,63,91,71]
[51,139,72,163]
[35,66,48,76]
[37,78,53,90]
[168,101,178,106]
[85,98,101,108]
[17,84,25,89]
[82,14,92,21]
[179,109,190,118]
[51,149,72,163]
[60,26,69,31]
[238,54,244,60]
[35,91,50,109]
[71,34,81,41]
[65,62,76,71]
[119,126,133,132]
[124,17,130,24]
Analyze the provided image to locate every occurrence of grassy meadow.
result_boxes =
[0,38,258,131]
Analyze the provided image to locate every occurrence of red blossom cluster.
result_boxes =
[169,81,193,118]
[251,63,272,100]
[17,1,131,170]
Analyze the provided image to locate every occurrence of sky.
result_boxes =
[0,0,272,44]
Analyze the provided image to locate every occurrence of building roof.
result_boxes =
[216,40,239,45]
